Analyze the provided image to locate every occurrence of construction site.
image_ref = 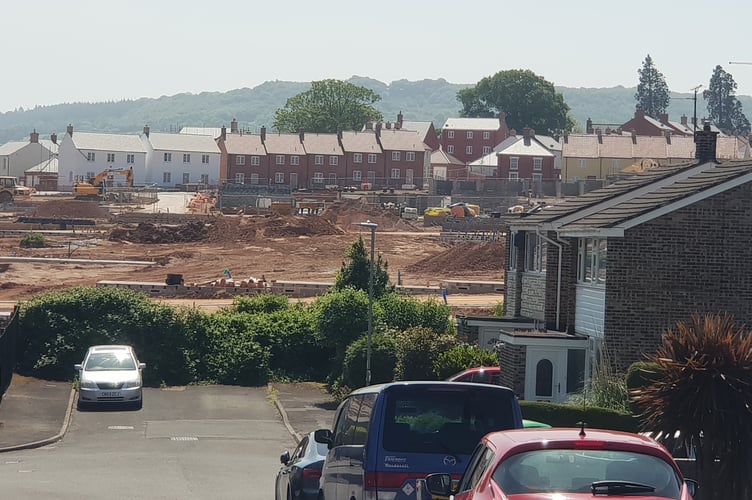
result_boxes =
[0,191,509,305]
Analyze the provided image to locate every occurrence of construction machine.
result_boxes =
[0,176,32,204]
[74,167,134,200]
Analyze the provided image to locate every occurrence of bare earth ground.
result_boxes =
[0,197,505,308]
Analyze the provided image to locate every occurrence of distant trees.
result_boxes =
[705,65,751,135]
[273,79,384,133]
[634,55,670,118]
[456,69,575,136]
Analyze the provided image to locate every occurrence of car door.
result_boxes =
[453,444,496,499]
[278,437,306,499]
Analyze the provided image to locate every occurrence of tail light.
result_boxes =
[303,468,322,479]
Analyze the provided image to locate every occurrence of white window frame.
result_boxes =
[578,238,607,285]
[367,154,377,164]
[250,173,259,184]
[313,172,324,183]
[532,173,542,182]
[533,157,542,171]
[467,131,473,139]
[200,174,208,184]
[483,131,490,140]
[579,159,587,169]
[510,157,519,170]
[235,172,245,184]
[315,155,324,165]
[183,153,191,163]
[202,154,210,164]
[353,153,362,163]
[391,168,400,179]
[447,130,455,139]
[182,173,190,184]
[164,152,172,162]
[329,156,338,166]
[87,152,96,162]
[251,156,260,166]
[406,151,415,161]
[290,155,300,166]
[275,172,285,183]
[525,232,547,273]
[466,146,472,155]
[509,172,519,180]
[353,170,362,181]
[162,172,171,183]
[276,155,285,165]
[482,146,492,155]
[236,155,245,165]
[447,145,454,154]
[126,154,134,164]
[392,151,401,161]
[106,153,115,162]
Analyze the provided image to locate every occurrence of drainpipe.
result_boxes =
[536,228,566,331]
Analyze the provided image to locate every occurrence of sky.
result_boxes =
[3,0,752,113]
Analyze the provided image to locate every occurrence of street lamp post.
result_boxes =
[354,220,378,386]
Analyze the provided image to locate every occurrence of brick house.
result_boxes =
[440,114,510,163]
[218,126,268,185]
[340,130,383,188]
[375,125,429,189]
[259,127,306,189]
[473,125,752,402]
[496,128,556,182]
[397,112,440,151]
[300,131,345,189]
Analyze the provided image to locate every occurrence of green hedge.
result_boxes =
[520,400,641,433]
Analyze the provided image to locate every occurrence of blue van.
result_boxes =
[313,381,523,499]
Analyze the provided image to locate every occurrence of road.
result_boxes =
[0,385,294,500]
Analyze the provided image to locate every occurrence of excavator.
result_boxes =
[73,167,134,200]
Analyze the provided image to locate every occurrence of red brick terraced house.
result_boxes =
[300,131,345,189]
[495,128,556,181]
[440,114,510,163]
[219,128,268,185]
[469,125,752,403]
[261,127,306,189]
[376,125,430,189]
[340,130,384,189]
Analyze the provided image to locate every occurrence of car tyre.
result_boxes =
[132,399,143,411]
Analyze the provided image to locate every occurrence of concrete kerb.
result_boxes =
[0,386,76,453]
[269,383,303,444]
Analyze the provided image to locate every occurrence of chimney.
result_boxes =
[143,125,150,137]
[498,112,507,127]
[337,129,343,140]
[366,121,373,130]
[636,109,645,119]
[597,129,603,144]
[260,126,266,143]
[231,118,238,134]
[375,122,382,137]
[681,115,688,126]
[586,118,593,134]
[66,124,73,137]
[299,128,305,142]
[660,113,669,124]
[30,130,39,143]
[694,121,718,162]
[563,135,569,144]
[397,111,403,127]
[50,133,57,144]
[523,127,531,145]
[386,121,392,130]
[631,131,637,144]
[220,125,226,141]
[664,130,671,144]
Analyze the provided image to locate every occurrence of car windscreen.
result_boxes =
[382,387,516,455]
[84,352,137,371]
[493,449,682,498]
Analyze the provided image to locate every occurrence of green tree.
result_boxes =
[634,54,670,118]
[393,327,458,380]
[705,65,751,135]
[456,69,575,136]
[334,236,391,299]
[634,313,752,500]
[273,79,384,133]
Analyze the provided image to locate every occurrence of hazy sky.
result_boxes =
[3,0,752,113]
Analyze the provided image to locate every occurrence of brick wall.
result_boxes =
[520,273,546,320]
[544,235,578,332]
[498,343,526,398]
[605,183,752,370]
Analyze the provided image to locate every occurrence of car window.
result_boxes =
[457,444,495,493]
[332,399,352,447]
[292,437,308,461]
[84,352,136,371]
[354,393,376,446]
[493,450,682,498]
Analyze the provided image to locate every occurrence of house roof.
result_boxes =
[377,129,427,152]
[70,132,146,153]
[442,117,502,131]
[497,136,554,157]
[400,120,433,140]
[431,148,463,165]
[0,141,27,155]
[179,127,224,138]
[302,133,343,155]
[563,134,746,160]
[340,131,382,153]
[469,152,499,166]
[534,135,562,151]
[146,132,219,153]
[25,157,58,174]
[224,134,266,155]
[510,158,752,236]
[263,133,305,155]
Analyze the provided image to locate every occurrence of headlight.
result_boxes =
[79,378,98,389]
[122,378,141,389]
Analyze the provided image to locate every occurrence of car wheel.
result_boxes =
[132,399,143,411]
[76,399,87,411]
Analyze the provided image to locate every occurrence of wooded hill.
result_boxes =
[1,76,749,144]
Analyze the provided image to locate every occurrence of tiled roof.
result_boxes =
[0,141,27,155]
[25,157,58,173]
[400,120,433,140]
[469,152,498,166]
[562,135,600,158]
[431,148,463,165]
[377,129,426,152]
[263,133,305,155]
[497,136,554,157]
[564,134,747,160]
[224,134,266,155]
[302,133,343,155]
[71,132,146,153]
[179,127,224,138]
[442,117,502,131]
[340,131,381,153]
[535,135,562,151]
[147,132,219,153]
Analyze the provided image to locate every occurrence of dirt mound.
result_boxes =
[204,217,260,243]
[262,215,344,238]
[31,199,111,219]
[406,241,506,274]
[321,198,421,231]
[108,222,208,244]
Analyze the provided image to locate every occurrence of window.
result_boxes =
[578,238,607,285]
[249,173,259,184]
[314,155,324,165]
[447,130,454,139]
[329,156,338,166]
[579,159,586,169]
[533,158,542,171]
[509,172,519,180]
[251,156,260,166]
[483,131,490,140]
[508,231,518,270]
[367,171,375,183]
[467,131,473,139]
[392,151,401,161]
[353,153,362,163]
[276,155,285,165]
[126,154,135,164]
[525,232,547,272]
[106,153,115,162]
[182,173,190,184]
[200,174,208,184]
[164,152,171,162]
[406,151,415,161]
[482,146,491,155]
[466,146,473,155]
[457,446,496,495]
[447,145,454,154]
[183,154,191,163]
[329,173,337,183]
[532,173,542,182]
[367,154,377,164]
[235,173,245,184]
[85,171,95,182]
[313,172,324,183]
[275,172,285,183]
[510,157,519,170]
[162,172,171,183]
[391,168,400,179]
[353,170,362,181]
[202,154,209,164]
[290,155,300,166]
[87,152,96,162]
[613,159,621,169]
[236,155,245,165]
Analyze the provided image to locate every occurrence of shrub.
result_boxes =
[311,288,370,375]
[377,292,453,334]
[394,327,458,380]
[492,301,505,317]
[342,333,397,389]
[20,233,45,248]
[231,294,290,315]
[625,361,663,413]
[520,401,640,433]
[434,344,498,379]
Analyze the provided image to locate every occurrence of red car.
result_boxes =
[425,427,698,499]
[447,366,501,385]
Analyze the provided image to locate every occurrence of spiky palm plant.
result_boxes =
[633,313,752,499]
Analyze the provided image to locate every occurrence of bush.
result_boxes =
[626,361,663,413]
[434,344,498,380]
[199,313,269,385]
[342,333,397,389]
[231,294,290,315]
[377,292,453,334]
[520,400,640,433]
[20,233,45,248]
[394,327,458,380]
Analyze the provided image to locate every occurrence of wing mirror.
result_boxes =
[280,451,290,465]
[74,364,83,371]
[685,479,699,497]
[424,473,454,497]
[314,429,334,449]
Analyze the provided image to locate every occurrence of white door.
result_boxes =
[290,172,298,190]
[525,348,568,403]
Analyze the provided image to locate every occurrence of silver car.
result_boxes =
[74,345,146,410]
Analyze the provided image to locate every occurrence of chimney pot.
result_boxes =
[299,128,305,142]
[67,124,73,136]
[30,130,39,143]
[260,126,266,143]
[231,118,238,134]
[143,125,150,137]
[220,125,227,141]
[50,133,57,144]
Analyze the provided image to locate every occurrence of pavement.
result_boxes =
[0,375,335,452]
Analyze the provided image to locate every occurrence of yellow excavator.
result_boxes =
[73,167,134,200]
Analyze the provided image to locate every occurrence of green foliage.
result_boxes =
[393,327,458,381]
[634,54,670,118]
[230,294,290,315]
[312,288,370,375]
[567,356,630,413]
[434,344,498,380]
[342,333,397,389]
[706,65,751,135]
[520,401,640,433]
[625,361,662,390]
[273,79,384,133]
[19,233,45,248]
[492,301,505,317]
[635,313,752,499]
[457,69,575,136]
[334,236,391,299]
[376,292,452,334]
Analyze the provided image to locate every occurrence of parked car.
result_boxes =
[275,431,328,500]
[74,345,146,410]
[314,381,523,499]
[425,427,698,499]
[446,366,501,385]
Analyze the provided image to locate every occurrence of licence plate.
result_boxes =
[101,391,122,397]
